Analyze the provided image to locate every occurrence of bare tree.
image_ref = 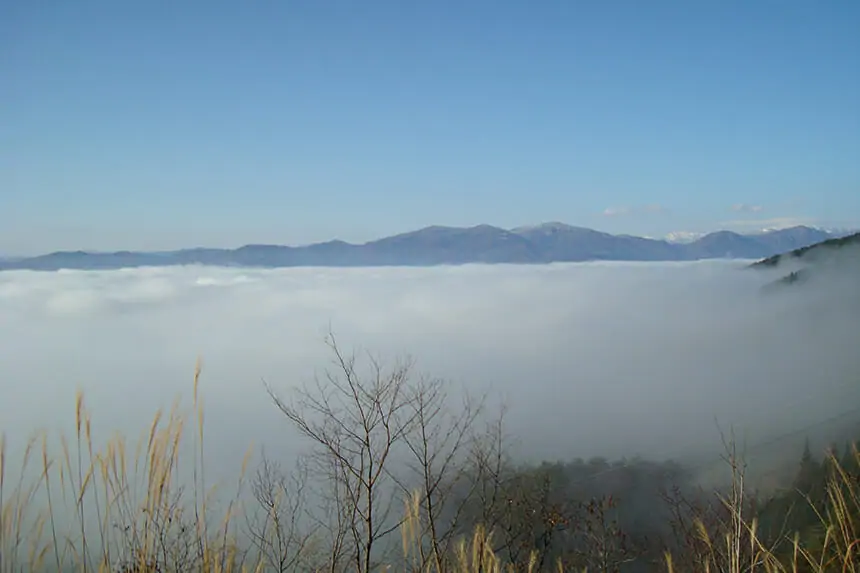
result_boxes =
[399,375,487,572]
[244,453,320,572]
[307,451,358,573]
[264,334,517,572]
[567,495,639,573]
[264,333,418,573]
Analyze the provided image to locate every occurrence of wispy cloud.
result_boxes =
[731,204,764,213]
[719,216,816,231]
[602,204,668,217]
[602,207,631,217]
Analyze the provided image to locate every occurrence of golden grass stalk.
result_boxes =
[0,369,255,572]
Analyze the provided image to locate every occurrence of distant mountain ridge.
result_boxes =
[1,224,852,272]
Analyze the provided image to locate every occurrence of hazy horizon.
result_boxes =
[1,221,854,261]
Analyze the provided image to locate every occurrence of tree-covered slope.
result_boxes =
[753,231,860,268]
[752,231,860,290]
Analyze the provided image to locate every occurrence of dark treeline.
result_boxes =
[432,441,860,572]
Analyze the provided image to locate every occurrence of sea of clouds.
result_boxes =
[1,260,859,490]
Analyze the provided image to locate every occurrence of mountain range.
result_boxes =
[0,224,853,272]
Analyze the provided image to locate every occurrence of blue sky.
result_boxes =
[2,0,858,255]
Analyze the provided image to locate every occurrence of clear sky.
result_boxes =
[2,0,858,255]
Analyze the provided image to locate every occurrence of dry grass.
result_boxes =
[0,362,255,573]
[1,365,859,572]
[660,443,860,573]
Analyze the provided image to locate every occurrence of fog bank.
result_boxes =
[1,260,858,487]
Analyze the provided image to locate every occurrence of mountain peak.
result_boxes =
[664,231,705,244]
[513,221,570,231]
[511,222,606,238]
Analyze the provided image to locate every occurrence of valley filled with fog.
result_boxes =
[2,259,859,491]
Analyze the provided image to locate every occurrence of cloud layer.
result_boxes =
[1,261,858,487]
[731,203,765,213]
